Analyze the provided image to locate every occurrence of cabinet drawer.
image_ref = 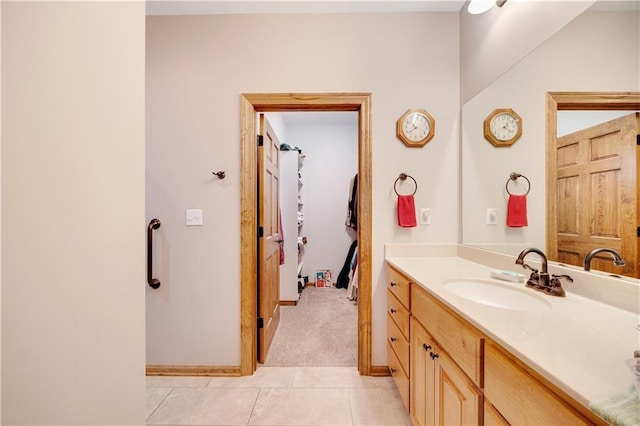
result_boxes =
[387,265,411,308]
[387,290,410,339]
[411,284,483,386]
[485,343,599,425]
[387,313,409,374]
[388,342,410,411]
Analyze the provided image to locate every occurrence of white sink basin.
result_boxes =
[443,279,552,311]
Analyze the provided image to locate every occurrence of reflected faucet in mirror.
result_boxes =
[584,248,625,272]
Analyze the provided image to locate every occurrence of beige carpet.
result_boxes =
[262,286,358,367]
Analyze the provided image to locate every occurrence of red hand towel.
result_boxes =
[507,194,528,227]
[397,195,417,228]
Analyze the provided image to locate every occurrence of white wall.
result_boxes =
[460,0,595,103]
[461,11,639,252]
[146,12,460,367]
[287,118,358,284]
[2,3,145,424]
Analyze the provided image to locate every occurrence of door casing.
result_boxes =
[240,93,372,375]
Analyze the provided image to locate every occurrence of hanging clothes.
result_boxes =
[278,208,285,265]
[336,240,357,289]
[345,174,358,230]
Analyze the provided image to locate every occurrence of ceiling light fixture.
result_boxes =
[468,0,508,15]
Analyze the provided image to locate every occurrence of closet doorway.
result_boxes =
[239,93,372,376]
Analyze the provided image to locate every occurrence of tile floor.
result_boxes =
[146,366,411,425]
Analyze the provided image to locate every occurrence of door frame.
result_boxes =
[240,93,372,376]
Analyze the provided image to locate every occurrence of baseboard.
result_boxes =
[280,300,298,306]
[146,365,241,377]
[370,365,391,377]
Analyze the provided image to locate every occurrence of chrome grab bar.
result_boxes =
[147,218,161,289]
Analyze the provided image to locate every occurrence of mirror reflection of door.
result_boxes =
[257,114,282,363]
[551,112,639,278]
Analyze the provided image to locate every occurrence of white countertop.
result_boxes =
[385,255,639,408]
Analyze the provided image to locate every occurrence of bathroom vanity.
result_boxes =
[386,246,638,426]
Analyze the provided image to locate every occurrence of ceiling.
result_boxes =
[146,0,467,16]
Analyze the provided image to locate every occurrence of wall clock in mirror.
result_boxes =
[396,109,435,147]
[484,108,522,147]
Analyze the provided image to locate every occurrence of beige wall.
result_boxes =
[460,0,595,103]
[2,3,145,424]
[146,12,460,367]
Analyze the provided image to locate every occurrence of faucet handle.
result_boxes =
[519,262,538,273]
[546,274,573,297]
[551,273,573,282]
[525,269,540,289]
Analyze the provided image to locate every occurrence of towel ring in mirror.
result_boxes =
[394,173,417,196]
[506,172,530,196]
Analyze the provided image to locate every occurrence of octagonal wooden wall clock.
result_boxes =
[396,109,435,147]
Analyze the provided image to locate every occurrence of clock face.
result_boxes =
[402,112,431,142]
[490,112,520,141]
[396,109,435,147]
[484,108,522,147]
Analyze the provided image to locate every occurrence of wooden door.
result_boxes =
[410,318,435,426]
[257,114,281,363]
[551,113,639,277]
[435,348,482,426]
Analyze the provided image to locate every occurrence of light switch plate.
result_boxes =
[186,209,203,226]
[486,208,497,225]
[420,208,431,225]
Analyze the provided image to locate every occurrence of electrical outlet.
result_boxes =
[486,208,497,225]
[420,208,431,225]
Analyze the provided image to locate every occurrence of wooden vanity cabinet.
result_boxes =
[387,265,411,410]
[411,317,481,426]
[484,342,605,425]
[385,263,608,426]
[410,284,483,426]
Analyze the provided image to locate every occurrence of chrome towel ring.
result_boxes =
[394,173,417,196]
[506,172,530,196]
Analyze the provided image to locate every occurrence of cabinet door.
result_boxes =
[410,318,435,426]
[435,346,482,426]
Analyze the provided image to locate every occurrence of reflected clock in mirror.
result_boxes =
[484,108,522,147]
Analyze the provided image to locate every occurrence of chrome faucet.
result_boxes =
[515,248,550,289]
[584,248,625,271]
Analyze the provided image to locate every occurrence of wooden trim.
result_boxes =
[280,300,298,306]
[357,96,373,377]
[548,91,640,110]
[146,365,241,377]
[240,93,373,376]
[545,91,640,259]
[240,95,258,376]
[545,93,558,259]
[370,365,392,377]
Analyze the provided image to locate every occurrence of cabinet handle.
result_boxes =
[389,308,397,314]
[390,281,397,287]
[390,337,397,343]
[389,367,396,374]
[422,343,431,351]
[430,352,439,360]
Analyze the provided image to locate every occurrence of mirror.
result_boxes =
[461,3,640,279]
